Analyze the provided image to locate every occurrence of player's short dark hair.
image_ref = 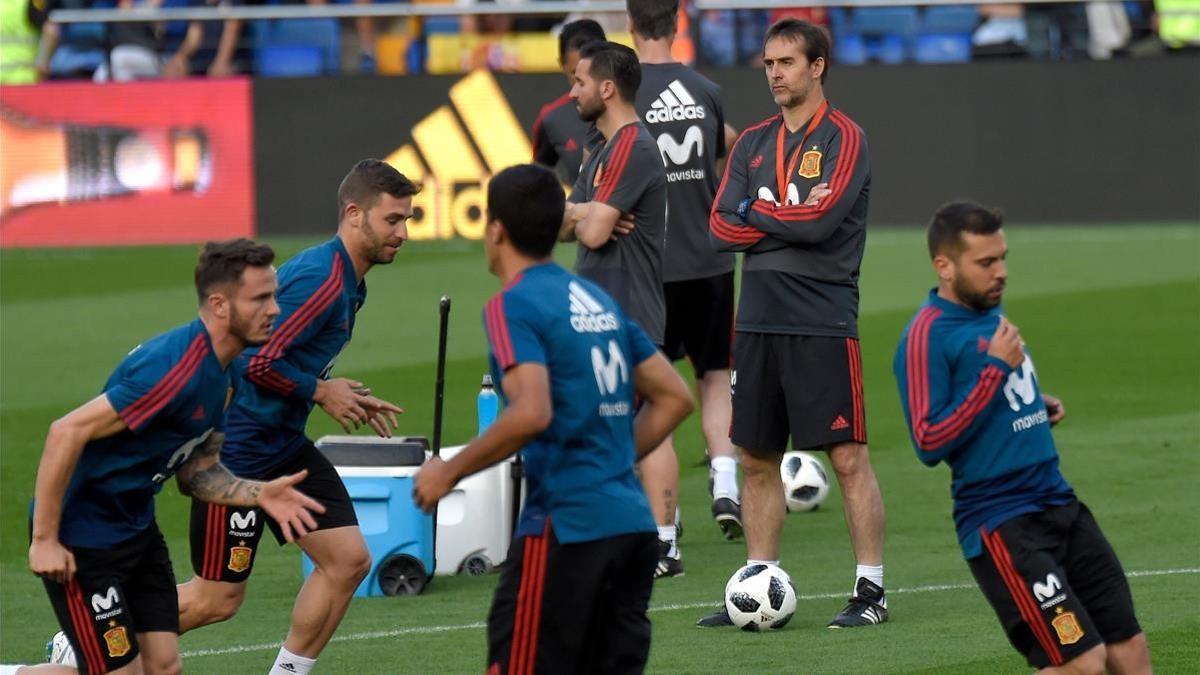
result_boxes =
[763,18,831,84]
[559,19,607,62]
[627,0,678,40]
[336,159,421,220]
[195,238,276,302]
[487,164,565,259]
[927,201,1005,259]
[579,41,642,104]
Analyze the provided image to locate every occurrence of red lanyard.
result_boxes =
[775,100,829,200]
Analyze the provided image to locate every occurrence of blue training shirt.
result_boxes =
[55,319,230,548]
[222,237,365,477]
[893,290,1074,559]
[483,263,658,544]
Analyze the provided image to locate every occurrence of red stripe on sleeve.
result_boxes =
[905,307,1007,452]
[256,256,344,363]
[485,296,516,369]
[710,211,766,244]
[905,308,938,437]
[247,256,345,394]
[593,126,637,204]
[121,334,208,430]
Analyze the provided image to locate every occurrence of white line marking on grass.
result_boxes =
[179,567,1199,658]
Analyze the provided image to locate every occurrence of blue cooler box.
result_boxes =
[302,436,434,597]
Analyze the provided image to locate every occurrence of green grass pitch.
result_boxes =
[1,224,1197,673]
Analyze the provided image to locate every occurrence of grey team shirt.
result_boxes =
[709,104,871,337]
[532,92,588,185]
[570,122,668,344]
[635,62,734,282]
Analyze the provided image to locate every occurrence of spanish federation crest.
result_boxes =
[1051,607,1084,645]
[798,146,822,179]
[104,623,131,658]
[228,545,253,573]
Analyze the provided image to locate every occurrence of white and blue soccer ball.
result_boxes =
[724,563,798,631]
[46,631,77,666]
[780,450,830,513]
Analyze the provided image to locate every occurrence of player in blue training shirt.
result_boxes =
[21,240,323,675]
[175,160,413,675]
[894,202,1151,674]
[414,164,693,675]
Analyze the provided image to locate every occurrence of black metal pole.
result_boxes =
[430,295,450,578]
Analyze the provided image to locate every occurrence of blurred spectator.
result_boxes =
[1085,1,1130,58]
[0,0,41,83]
[1024,2,1089,59]
[973,3,1029,57]
[1156,0,1200,49]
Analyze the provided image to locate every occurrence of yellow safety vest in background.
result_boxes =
[1156,0,1200,47]
[0,0,40,84]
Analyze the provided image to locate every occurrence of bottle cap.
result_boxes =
[481,374,494,387]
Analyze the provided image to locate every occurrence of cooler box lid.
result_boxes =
[314,435,429,467]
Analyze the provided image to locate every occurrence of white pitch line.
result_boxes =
[178,567,1199,659]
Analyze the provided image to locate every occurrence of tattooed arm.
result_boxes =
[175,432,261,504]
[176,432,326,542]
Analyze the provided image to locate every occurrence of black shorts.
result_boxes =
[969,500,1142,669]
[189,440,358,582]
[43,522,178,674]
[730,332,867,452]
[662,271,735,377]
[487,521,658,675]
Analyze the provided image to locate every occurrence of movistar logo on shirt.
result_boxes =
[568,281,619,333]
[645,80,707,124]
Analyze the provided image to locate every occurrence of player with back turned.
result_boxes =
[894,202,1152,674]
[414,163,694,674]
[531,19,607,185]
[627,0,745,548]
[13,240,322,675]
[700,18,889,629]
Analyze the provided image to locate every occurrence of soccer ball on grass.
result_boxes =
[724,563,797,631]
[780,450,830,512]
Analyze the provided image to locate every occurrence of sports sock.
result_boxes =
[270,646,316,675]
[856,564,885,598]
[657,525,678,558]
[746,559,779,567]
[710,456,739,500]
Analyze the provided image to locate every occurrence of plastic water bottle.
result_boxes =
[477,374,498,435]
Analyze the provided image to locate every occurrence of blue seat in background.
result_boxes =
[851,7,919,37]
[876,34,908,64]
[255,18,340,75]
[423,16,460,35]
[255,44,324,77]
[834,32,868,66]
[913,34,973,63]
[921,5,980,34]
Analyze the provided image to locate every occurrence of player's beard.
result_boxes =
[361,213,398,265]
[577,96,606,123]
[230,303,270,347]
[954,276,1003,312]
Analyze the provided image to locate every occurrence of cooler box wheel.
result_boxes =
[378,554,428,596]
